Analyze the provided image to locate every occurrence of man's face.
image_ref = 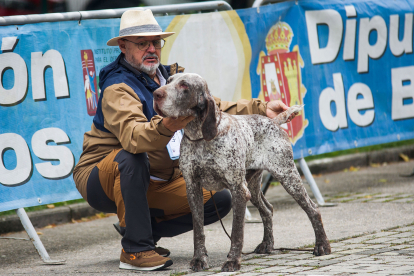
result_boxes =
[118,35,161,76]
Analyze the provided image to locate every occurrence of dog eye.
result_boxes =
[180,82,189,90]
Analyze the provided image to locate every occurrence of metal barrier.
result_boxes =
[0,1,232,26]
[252,0,287,8]
[0,1,231,265]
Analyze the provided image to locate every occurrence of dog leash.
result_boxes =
[209,191,314,255]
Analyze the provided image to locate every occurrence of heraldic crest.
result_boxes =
[257,21,308,145]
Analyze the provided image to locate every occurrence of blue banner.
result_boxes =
[0,0,413,211]
[240,0,414,158]
[0,17,176,211]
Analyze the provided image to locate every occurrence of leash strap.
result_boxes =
[210,191,231,240]
[209,191,314,255]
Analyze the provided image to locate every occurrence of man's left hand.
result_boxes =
[266,100,296,122]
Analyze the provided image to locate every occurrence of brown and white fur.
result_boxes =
[153,73,331,272]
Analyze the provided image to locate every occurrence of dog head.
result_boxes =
[153,73,217,141]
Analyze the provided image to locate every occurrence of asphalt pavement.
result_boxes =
[0,155,413,275]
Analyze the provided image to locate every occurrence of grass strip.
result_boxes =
[0,198,86,217]
[304,139,414,162]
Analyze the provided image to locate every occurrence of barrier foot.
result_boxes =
[400,168,414,177]
[261,173,272,195]
[245,206,252,221]
[298,158,337,207]
[16,208,66,265]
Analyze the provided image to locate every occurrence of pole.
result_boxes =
[15,208,66,264]
[0,1,232,26]
[298,158,336,207]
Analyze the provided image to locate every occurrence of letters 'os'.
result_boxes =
[0,128,74,186]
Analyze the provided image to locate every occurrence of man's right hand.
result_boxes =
[162,116,195,132]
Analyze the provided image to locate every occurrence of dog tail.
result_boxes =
[272,104,304,126]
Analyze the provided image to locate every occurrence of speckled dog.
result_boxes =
[153,73,331,272]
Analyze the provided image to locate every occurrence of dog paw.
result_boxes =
[190,256,209,272]
[221,260,241,272]
[254,242,274,254]
[313,240,331,256]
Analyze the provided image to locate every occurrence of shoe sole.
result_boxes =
[119,260,173,271]
[160,252,170,257]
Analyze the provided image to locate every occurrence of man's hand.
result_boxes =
[266,100,296,122]
[162,116,195,132]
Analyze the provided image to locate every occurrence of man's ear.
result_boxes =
[200,95,217,141]
[118,39,126,53]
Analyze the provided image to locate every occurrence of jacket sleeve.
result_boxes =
[101,83,174,154]
[213,96,267,116]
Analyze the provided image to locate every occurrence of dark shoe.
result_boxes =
[154,245,170,257]
[113,222,170,257]
[119,249,173,271]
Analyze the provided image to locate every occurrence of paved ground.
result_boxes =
[0,160,413,275]
[187,225,414,276]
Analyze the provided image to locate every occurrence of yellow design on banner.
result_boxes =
[161,11,252,102]
[221,11,252,101]
[161,15,191,65]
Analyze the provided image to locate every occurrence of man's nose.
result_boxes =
[147,42,156,52]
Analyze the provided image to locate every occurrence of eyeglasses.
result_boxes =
[122,38,165,50]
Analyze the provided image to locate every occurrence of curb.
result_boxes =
[1,144,413,235]
[0,203,100,234]
[298,144,414,175]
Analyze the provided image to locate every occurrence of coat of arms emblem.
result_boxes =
[258,22,308,145]
[81,50,99,116]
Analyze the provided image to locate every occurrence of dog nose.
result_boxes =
[153,90,165,101]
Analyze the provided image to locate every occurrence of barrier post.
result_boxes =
[259,159,336,208]
[298,158,336,207]
[15,208,66,264]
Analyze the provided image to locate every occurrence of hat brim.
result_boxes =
[107,32,175,46]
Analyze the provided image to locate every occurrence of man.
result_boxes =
[73,9,295,271]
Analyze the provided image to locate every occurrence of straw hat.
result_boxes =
[107,9,175,46]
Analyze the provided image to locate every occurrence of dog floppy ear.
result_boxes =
[201,95,218,141]
[196,80,217,141]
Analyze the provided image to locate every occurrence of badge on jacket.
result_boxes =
[166,130,183,160]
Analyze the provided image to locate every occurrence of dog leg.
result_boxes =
[246,170,274,254]
[221,184,249,272]
[187,182,209,271]
[271,169,331,256]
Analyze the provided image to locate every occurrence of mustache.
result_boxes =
[142,53,159,61]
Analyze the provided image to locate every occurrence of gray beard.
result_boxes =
[137,61,159,76]
[126,54,159,76]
